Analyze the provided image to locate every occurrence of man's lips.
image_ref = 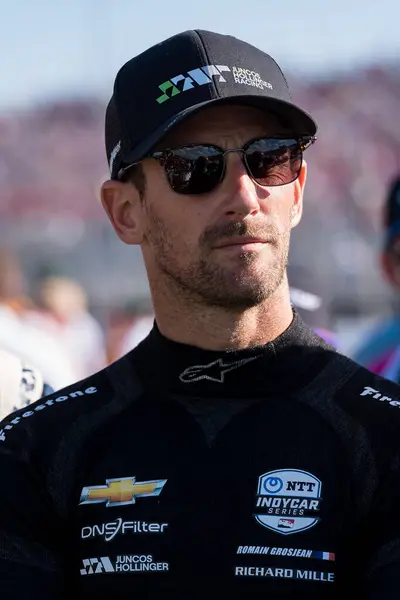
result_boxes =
[213,237,269,248]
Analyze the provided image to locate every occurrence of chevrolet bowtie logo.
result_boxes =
[79,476,167,507]
[179,355,261,383]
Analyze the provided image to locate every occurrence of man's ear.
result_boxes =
[291,161,307,228]
[100,180,144,245]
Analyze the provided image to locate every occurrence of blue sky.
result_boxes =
[1,0,399,110]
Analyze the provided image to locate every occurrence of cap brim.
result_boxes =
[120,95,317,171]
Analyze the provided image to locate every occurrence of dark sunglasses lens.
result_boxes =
[163,146,224,194]
[245,138,302,186]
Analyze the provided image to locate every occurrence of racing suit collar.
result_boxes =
[129,311,334,397]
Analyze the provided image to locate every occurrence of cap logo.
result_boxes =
[109,140,121,173]
[232,67,273,91]
[156,64,230,104]
[156,64,273,105]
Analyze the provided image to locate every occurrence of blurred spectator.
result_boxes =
[106,299,154,360]
[352,176,400,374]
[119,313,154,356]
[382,344,400,383]
[0,347,54,420]
[288,264,340,347]
[0,248,79,389]
[26,276,107,379]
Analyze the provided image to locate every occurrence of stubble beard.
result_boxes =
[145,211,290,311]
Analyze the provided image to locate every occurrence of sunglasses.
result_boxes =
[118,136,316,196]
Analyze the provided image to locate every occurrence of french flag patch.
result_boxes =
[313,551,336,561]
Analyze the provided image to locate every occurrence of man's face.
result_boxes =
[104,105,307,310]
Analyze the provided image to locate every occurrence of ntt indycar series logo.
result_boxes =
[254,469,322,535]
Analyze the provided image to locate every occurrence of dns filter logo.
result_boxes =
[254,469,322,535]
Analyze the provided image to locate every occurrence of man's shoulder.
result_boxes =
[0,353,143,449]
[0,370,108,446]
[326,351,400,432]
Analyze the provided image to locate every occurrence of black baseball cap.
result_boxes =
[105,29,317,180]
[384,175,400,249]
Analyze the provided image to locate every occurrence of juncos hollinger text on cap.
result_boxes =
[105,29,317,180]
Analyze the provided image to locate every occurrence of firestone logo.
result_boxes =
[0,386,98,441]
[360,386,400,408]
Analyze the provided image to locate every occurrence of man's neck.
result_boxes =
[150,279,294,351]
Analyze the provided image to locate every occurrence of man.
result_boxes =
[0,30,399,599]
[353,176,400,375]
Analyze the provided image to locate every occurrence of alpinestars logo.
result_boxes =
[179,356,260,383]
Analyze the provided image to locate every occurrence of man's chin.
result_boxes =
[199,283,271,310]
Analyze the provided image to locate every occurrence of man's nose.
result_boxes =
[220,153,268,218]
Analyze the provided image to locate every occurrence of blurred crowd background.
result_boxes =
[0,0,400,391]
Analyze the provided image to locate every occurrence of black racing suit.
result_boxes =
[1,313,400,599]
